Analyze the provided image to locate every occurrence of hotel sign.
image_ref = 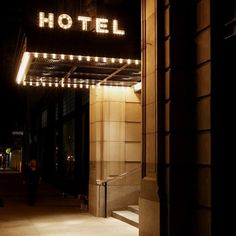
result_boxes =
[21,2,140,59]
[39,12,125,35]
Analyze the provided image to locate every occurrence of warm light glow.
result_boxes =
[77,16,91,31]
[38,12,125,36]
[96,18,109,33]
[133,82,142,92]
[16,52,141,88]
[58,14,73,29]
[39,12,54,28]
[113,20,125,35]
[32,53,140,67]
[16,52,30,84]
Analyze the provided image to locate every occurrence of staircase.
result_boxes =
[112,205,139,228]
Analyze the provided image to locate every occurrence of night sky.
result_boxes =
[0,1,26,144]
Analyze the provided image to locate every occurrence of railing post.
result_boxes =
[104,182,107,218]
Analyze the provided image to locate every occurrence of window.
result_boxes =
[41,110,47,128]
[63,91,75,116]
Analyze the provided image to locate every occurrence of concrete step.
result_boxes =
[112,209,139,228]
[127,205,139,214]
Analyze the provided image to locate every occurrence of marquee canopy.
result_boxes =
[16,51,141,88]
[15,0,141,89]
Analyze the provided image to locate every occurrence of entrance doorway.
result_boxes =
[24,88,90,200]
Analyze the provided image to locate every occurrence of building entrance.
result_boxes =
[14,0,141,217]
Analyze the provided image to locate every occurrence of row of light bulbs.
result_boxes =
[39,12,125,35]
[33,52,140,65]
[22,81,132,89]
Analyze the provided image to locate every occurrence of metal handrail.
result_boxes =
[96,164,141,186]
[96,163,141,217]
[224,18,236,27]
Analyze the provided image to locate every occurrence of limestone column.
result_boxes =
[89,86,141,216]
[139,0,160,236]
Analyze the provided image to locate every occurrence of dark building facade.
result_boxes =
[140,0,235,236]
[23,87,89,196]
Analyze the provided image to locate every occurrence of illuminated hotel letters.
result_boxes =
[39,12,125,35]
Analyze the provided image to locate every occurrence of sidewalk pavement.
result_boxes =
[0,171,138,236]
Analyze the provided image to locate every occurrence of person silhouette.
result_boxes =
[25,159,41,206]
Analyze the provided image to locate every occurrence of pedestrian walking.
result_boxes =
[24,159,41,206]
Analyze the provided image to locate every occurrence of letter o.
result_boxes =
[58,14,73,29]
